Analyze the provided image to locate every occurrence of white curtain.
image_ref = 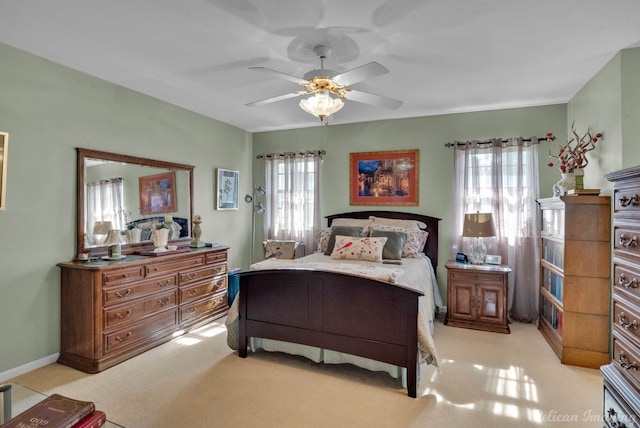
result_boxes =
[452,138,540,322]
[86,177,125,244]
[263,152,321,252]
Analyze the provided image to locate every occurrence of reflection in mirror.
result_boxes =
[76,148,194,257]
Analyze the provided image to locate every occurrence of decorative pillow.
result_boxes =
[330,236,388,262]
[263,240,297,259]
[316,227,332,253]
[324,226,367,255]
[369,216,426,231]
[370,224,429,258]
[370,230,407,260]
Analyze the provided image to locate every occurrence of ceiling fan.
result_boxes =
[246,45,403,123]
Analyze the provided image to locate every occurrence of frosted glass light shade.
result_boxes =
[299,90,344,121]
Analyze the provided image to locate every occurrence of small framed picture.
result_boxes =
[486,255,502,265]
[217,168,239,210]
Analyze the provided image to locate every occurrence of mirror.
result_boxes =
[76,148,194,257]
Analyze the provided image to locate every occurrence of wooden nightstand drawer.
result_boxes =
[449,270,504,284]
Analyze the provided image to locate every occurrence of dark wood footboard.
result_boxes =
[238,269,423,397]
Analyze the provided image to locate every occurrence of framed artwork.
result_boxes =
[217,168,239,210]
[0,132,7,211]
[350,149,419,206]
[138,171,177,214]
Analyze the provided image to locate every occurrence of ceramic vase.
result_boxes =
[126,228,141,243]
[153,228,169,249]
[554,172,576,196]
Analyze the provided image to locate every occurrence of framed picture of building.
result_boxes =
[350,149,419,206]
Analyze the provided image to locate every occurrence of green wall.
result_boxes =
[253,105,568,297]
[0,43,253,376]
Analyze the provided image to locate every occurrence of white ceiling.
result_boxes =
[1,0,640,133]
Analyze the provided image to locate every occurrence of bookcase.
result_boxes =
[537,195,611,368]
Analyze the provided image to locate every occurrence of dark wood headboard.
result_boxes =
[326,211,441,269]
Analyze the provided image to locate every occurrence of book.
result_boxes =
[566,188,600,195]
[72,410,106,428]
[1,393,95,428]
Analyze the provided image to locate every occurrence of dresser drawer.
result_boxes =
[613,186,640,216]
[449,270,505,284]
[180,294,227,324]
[613,297,640,346]
[614,226,640,258]
[603,382,637,428]
[613,262,640,305]
[145,255,206,278]
[206,251,227,265]
[102,265,144,286]
[103,274,177,306]
[104,289,178,329]
[612,330,640,389]
[179,264,227,287]
[103,309,178,354]
[180,276,227,304]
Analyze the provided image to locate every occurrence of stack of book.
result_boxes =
[0,393,106,428]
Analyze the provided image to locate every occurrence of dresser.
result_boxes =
[603,167,640,427]
[57,246,229,373]
[445,260,511,333]
[537,196,610,369]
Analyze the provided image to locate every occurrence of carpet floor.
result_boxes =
[8,317,604,427]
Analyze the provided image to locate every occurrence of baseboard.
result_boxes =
[0,353,59,383]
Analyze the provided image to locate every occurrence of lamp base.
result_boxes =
[468,237,487,265]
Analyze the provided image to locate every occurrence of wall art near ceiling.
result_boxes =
[138,171,177,214]
[0,132,7,211]
[350,149,419,206]
[217,168,239,210]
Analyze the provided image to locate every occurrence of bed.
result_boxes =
[226,211,441,398]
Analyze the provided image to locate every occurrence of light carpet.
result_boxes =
[8,317,603,427]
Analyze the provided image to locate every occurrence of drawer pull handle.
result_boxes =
[186,272,198,280]
[157,279,171,287]
[618,351,638,371]
[618,273,639,289]
[158,297,171,306]
[186,308,197,315]
[619,234,638,248]
[115,332,132,342]
[116,310,131,319]
[618,312,639,330]
[619,194,640,207]
[186,289,198,297]
[115,289,132,298]
[606,407,628,428]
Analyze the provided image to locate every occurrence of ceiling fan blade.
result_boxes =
[246,91,303,107]
[333,62,389,86]
[346,89,403,110]
[249,67,307,85]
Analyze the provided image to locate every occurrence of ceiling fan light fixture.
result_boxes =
[299,90,344,122]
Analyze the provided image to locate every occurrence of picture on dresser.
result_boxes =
[139,171,177,215]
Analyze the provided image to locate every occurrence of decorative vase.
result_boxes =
[153,228,169,250]
[574,169,584,190]
[126,228,141,243]
[554,172,576,196]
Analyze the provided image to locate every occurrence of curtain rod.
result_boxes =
[444,137,547,148]
[256,149,326,159]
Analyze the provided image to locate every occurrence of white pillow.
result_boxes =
[370,224,429,258]
[330,235,388,262]
[369,216,426,231]
[316,227,332,253]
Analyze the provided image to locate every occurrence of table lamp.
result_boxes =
[92,221,113,245]
[103,229,125,259]
[462,212,496,264]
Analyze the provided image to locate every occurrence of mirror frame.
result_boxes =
[76,147,195,257]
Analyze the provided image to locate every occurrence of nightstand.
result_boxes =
[445,260,512,333]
